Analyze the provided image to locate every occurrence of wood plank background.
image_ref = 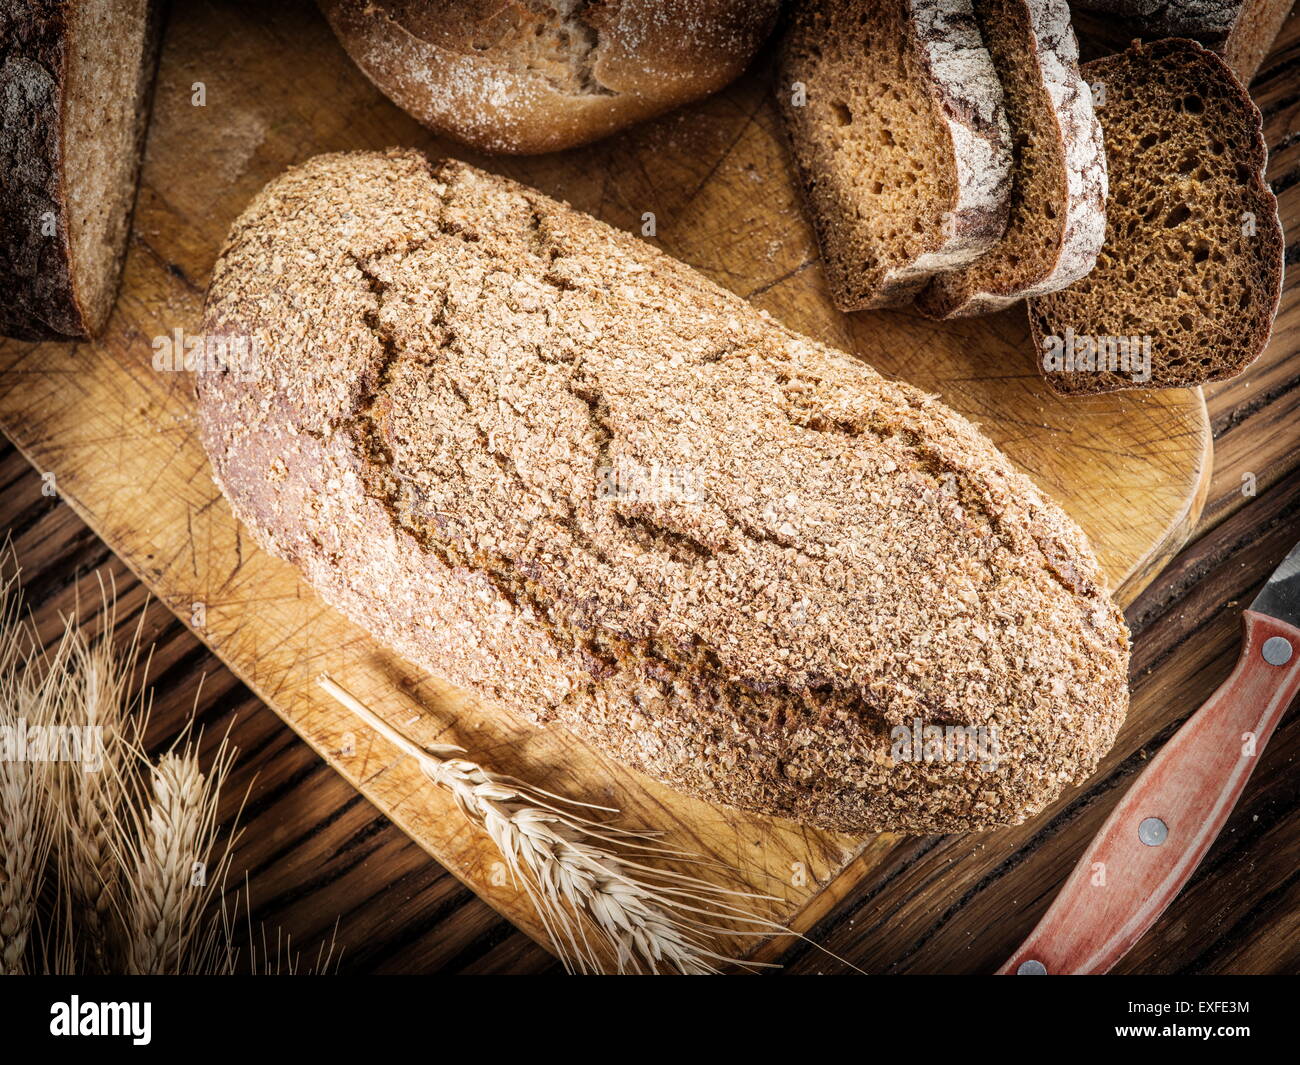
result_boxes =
[0,8,1297,974]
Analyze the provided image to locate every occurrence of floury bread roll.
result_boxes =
[317,0,782,154]
[197,150,1130,833]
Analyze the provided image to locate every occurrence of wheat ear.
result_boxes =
[0,569,66,974]
[120,734,235,975]
[319,674,794,975]
[53,581,146,973]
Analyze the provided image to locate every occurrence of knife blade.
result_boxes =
[1250,538,1300,625]
[998,539,1300,975]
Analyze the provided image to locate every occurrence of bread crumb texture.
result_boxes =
[198,150,1129,832]
[777,0,1012,310]
[1028,37,1282,393]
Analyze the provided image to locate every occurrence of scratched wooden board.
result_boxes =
[0,0,1211,962]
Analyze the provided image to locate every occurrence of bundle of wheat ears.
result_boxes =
[0,550,820,975]
[0,562,335,975]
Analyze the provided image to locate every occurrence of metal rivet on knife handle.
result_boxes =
[1138,817,1168,846]
[1262,636,1293,666]
[1016,959,1047,975]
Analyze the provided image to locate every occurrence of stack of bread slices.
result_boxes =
[779,0,1284,395]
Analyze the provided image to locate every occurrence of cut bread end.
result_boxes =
[1028,37,1283,395]
[778,0,1012,312]
[0,0,156,341]
[917,0,1107,319]
[62,0,155,335]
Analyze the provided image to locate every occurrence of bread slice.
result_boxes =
[778,0,1013,311]
[0,0,160,341]
[1028,38,1283,395]
[198,149,1130,833]
[317,0,782,154]
[917,0,1107,318]
[1070,0,1296,84]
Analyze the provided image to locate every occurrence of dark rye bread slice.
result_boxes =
[197,150,1130,834]
[1028,38,1283,395]
[0,0,160,341]
[917,0,1107,318]
[778,0,1013,311]
[1069,0,1295,84]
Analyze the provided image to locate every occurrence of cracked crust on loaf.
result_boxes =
[197,150,1129,833]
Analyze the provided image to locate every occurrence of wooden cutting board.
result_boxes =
[0,0,1210,964]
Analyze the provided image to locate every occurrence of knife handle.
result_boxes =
[999,610,1300,975]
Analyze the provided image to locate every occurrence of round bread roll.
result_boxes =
[317,0,782,154]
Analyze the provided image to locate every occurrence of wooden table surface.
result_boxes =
[3,18,1298,976]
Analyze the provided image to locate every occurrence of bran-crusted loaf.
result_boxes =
[1069,0,1295,84]
[317,0,781,155]
[1028,38,1283,395]
[918,0,1107,318]
[197,150,1130,833]
[0,0,159,340]
[777,0,1014,311]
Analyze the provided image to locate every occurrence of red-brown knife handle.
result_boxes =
[998,610,1300,975]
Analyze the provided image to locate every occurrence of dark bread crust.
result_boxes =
[1028,38,1283,395]
[0,0,159,341]
[198,150,1130,833]
[0,1,78,339]
[317,0,782,154]
[1070,0,1295,83]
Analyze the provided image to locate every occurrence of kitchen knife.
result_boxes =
[999,539,1300,975]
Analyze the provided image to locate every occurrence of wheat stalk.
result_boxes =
[0,554,338,976]
[319,674,796,975]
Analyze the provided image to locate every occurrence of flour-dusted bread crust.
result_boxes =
[918,0,1107,317]
[778,0,1013,311]
[1069,0,1295,83]
[0,0,159,340]
[317,0,781,155]
[198,150,1129,833]
[1028,38,1283,394]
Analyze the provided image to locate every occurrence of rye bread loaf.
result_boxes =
[777,0,1014,311]
[917,0,1107,318]
[317,0,781,155]
[1069,0,1295,83]
[1028,38,1283,395]
[0,0,159,340]
[197,150,1130,834]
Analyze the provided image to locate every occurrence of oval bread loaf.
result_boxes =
[197,150,1129,833]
